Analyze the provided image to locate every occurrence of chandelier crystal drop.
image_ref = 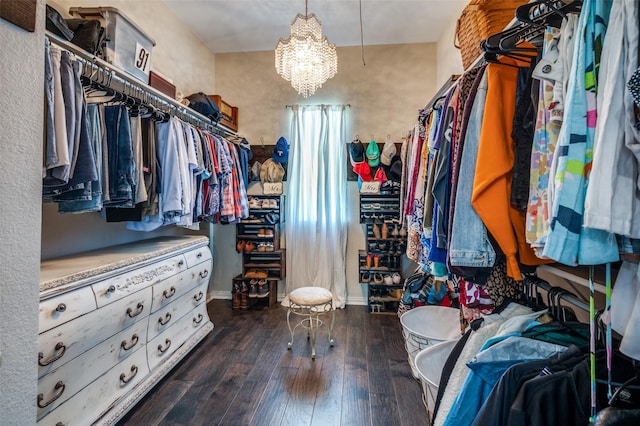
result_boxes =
[275,1,338,98]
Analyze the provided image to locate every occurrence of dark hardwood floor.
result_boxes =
[117,299,429,426]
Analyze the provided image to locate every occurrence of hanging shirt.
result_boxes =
[542,0,619,266]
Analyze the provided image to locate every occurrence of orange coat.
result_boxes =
[472,56,552,280]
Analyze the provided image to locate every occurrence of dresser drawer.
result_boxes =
[39,286,96,334]
[148,280,208,340]
[150,266,204,313]
[38,287,152,377]
[92,254,187,308]
[147,302,210,371]
[183,246,212,268]
[37,320,148,420]
[37,346,149,426]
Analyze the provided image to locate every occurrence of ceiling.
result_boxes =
[162,0,465,54]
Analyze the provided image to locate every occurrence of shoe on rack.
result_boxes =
[236,240,246,252]
[361,272,371,283]
[232,290,241,309]
[383,274,393,285]
[373,273,384,284]
[392,272,402,285]
[372,223,381,239]
[257,279,269,298]
[373,255,380,268]
[249,280,258,297]
[240,293,248,309]
[366,254,373,268]
[248,197,260,209]
[244,241,256,252]
[264,228,274,237]
[258,228,266,236]
[391,224,399,237]
[382,222,389,239]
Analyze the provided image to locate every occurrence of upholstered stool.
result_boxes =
[286,286,335,359]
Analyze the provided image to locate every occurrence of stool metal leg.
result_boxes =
[310,312,318,359]
[328,303,335,347]
[287,307,295,349]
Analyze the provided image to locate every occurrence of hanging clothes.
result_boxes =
[471,46,550,281]
[542,0,619,266]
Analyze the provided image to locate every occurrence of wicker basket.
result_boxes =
[454,0,529,69]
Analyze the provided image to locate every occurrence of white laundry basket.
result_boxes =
[415,338,459,424]
[399,305,461,379]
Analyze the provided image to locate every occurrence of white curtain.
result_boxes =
[283,104,349,308]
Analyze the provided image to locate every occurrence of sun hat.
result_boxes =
[272,136,289,163]
[366,140,380,167]
[260,158,285,183]
[349,139,365,165]
[380,140,397,166]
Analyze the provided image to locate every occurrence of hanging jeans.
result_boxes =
[449,71,496,269]
[104,104,135,208]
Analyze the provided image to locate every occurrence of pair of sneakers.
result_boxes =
[261,199,278,209]
[249,279,270,298]
[382,273,402,285]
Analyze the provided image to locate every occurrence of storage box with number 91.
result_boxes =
[69,6,156,84]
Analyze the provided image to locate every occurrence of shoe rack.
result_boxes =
[359,192,406,314]
[233,195,286,310]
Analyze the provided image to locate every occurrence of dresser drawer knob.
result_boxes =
[193,291,204,302]
[158,312,172,326]
[158,338,172,354]
[107,285,116,294]
[38,342,66,366]
[120,334,139,351]
[199,269,209,279]
[163,286,176,299]
[197,252,203,258]
[193,313,204,325]
[56,423,65,426]
[178,260,185,267]
[37,381,65,408]
[119,365,139,385]
[55,303,66,313]
[126,303,144,318]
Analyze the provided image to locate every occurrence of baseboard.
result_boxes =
[208,291,368,306]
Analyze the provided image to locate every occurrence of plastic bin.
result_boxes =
[399,305,461,378]
[69,6,155,83]
[415,338,459,424]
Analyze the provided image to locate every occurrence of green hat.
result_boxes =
[366,140,380,167]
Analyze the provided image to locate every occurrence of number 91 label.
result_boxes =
[134,42,151,75]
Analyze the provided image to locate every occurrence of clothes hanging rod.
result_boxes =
[46,32,237,137]
[285,103,351,109]
[527,275,591,313]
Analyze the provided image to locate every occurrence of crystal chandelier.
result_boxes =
[274,0,338,98]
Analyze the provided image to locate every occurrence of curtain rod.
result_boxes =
[285,103,351,109]
[47,32,237,137]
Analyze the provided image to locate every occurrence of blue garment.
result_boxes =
[103,105,135,207]
[442,336,566,426]
[542,0,619,265]
[449,69,496,268]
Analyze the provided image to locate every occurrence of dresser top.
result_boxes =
[40,235,210,292]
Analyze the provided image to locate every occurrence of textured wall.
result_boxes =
[50,0,216,96]
[0,1,45,422]
[213,43,438,304]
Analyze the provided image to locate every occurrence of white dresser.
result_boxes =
[37,235,214,425]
